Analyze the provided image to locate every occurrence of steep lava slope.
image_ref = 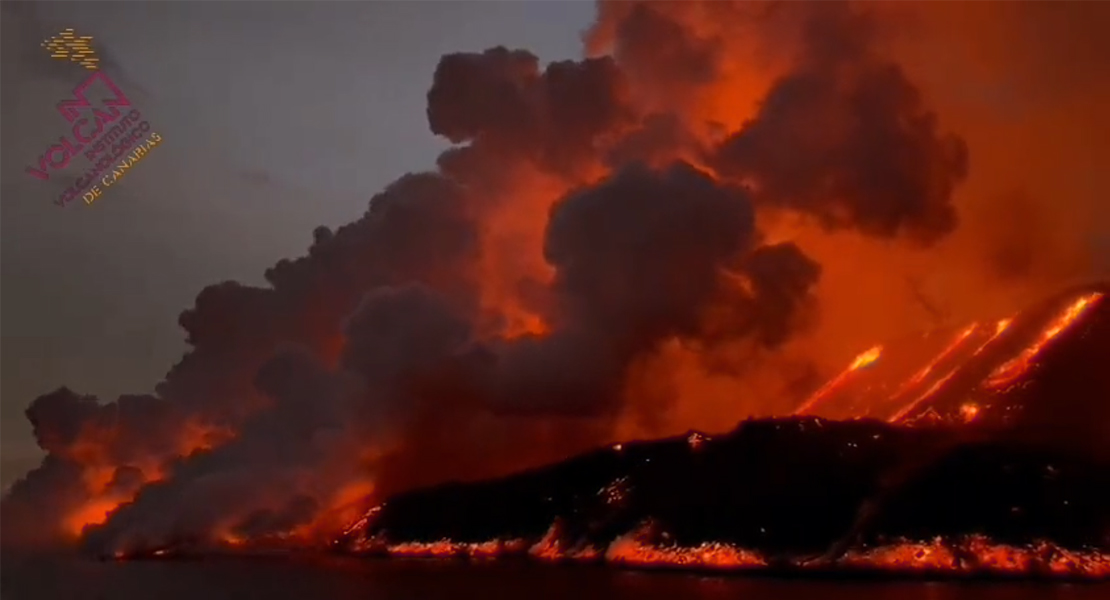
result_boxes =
[331,283,1110,579]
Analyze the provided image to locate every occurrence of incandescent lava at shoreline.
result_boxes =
[329,418,1109,580]
[92,284,1110,580]
[324,283,1110,580]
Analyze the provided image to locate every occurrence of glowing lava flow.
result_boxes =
[528,522,569,561]
[836,538,958,572]
[793,345,883,415]
[385,539,528,559]
[322,287,1110,581]
[889,323,980,401]
[338,529,1110,579]
[606,536,767,570]
[887,316,1014,424]
[836,536,1110,578]
[977,318,1014,356]
[985,293,1104,390]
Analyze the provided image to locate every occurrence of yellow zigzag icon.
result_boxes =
[41,28,99,70]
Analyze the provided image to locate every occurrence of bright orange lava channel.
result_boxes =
[986,293,1104,390]
[794,345,883,415]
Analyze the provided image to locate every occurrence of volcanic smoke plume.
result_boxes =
[2,0,1101,554]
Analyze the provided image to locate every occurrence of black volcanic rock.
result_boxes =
[337,419,1108,559]
[861,441,1110,549]
[353,419,951,551]
[335,284,1110,579]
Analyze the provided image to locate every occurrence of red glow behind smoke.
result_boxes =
[984,292,1103,390]
[4,0,1109,566]
[793,288,1106,426]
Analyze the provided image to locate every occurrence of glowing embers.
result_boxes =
[985,292,1104,391]
[836,538,958,572]
[529,522,568,561]
[386,538,528,559]
[522,522,604,562]
[530,521,767,570]
[793,345,883,415]
[606,534,767,571]
[958,402,981,423]
[600,476,631,507]
[837,536,1110,579]
[686,431,709,450]
[340,503,383,540]
[344,528,1109,579]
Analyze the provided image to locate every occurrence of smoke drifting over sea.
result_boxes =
[3,1,1108,553]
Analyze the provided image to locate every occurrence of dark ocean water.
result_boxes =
[2,554,1107,600]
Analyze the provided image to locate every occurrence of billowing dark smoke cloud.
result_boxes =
[341,286,473,397]
[86,282,484,551]
[26,388,211,477]
[3,169,488,548]
[484,162,815,415]
[2,0,972,552]
[428,46,635,179]
[588,1,968,244]
[82,347,351,550]
[711,2,968,243]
